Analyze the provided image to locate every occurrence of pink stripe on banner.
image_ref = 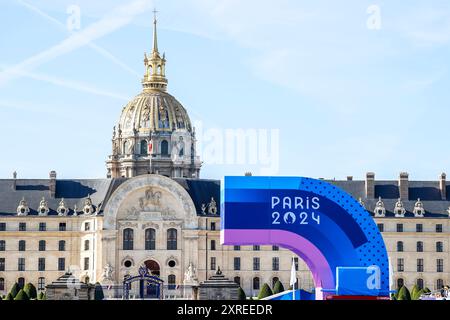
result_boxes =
[221,229,335,299]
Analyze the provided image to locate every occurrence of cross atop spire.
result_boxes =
[152,8,159,54]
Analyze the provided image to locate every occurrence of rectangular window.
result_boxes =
[396,224,403,233]
[272,257,280,271]
[253,257,260,271]
[234,257,241,271]
[437,259,444,272]
[0,278,4,291]
[18,240,26,251]
[58,258,65,271]
[59,223,67,231]
[272,246,279,251]
[210,257,216,271]
[39,241,46,251]
[84,223,90,231]
[0,240,5,251]
[19,222,26,231]
[416,224,423,233]
[210,240,216,251]
[417,259,424,272]
[436,224,443,233]
[210,222,216,231]
[39,223,46,232]
[18,258,25,271]
[84,257,89,271]
[234,246,240,251]
[397,258,404,272]
[59,241,66,251]
[0,222,6,231]
[437,242,444,253]
[294,257,299,271]
[253,245,260,251]
[38,258,46,271]
[377,223,384,232]
[38,277,45,291]
[0,258,5,271]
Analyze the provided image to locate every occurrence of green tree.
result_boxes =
[37,292,45,300]
[273,280,285,294]
[423,287,431,293]
[14,289,29,300]
[23,283,37,300]
[397,286,411,300]
[410,285,419,300]
[9,282,19,298]
[94,282,105,300]
[4,293,14,300]
[237,287,246,300]
[257,283,273,299]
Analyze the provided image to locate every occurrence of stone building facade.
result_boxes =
[0,17,449,299]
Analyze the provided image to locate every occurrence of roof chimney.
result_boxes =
[49,171,57,198]
[439,173,446,200]
[365,172,375,198]
[12,171,17,190]
[399,172,409,200]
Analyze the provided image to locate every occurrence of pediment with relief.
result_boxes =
[118,187,182,221]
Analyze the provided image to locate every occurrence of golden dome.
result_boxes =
[117,91,192,134]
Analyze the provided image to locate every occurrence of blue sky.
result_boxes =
[1,0,450,180]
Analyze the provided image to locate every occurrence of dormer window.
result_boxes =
[374,197,386,217]
[57,198,68,216]
[38,197,49,216]
[17,198,30,216]
[413,198,425,217]
[83,196,94,215]
[394,198,406,217]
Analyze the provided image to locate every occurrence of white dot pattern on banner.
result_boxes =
[298,178,388,288]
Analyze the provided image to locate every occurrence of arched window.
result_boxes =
[39,240,46,251]
[437,279,444,290]
[123,228,134,250]
[84,240,90,251]
[417,241,423,252]
[161,140,169,156]
[0,240,5,251]
[416,278,424,290]
[38,277,45,291]
[18,240,26,251]
[397,278,404,289]
[234,276,241,286]
[59,240,66,251]
[436,241,443,252]
[145,228,156,250]
[140,140,148,155]
[397,241,403,252]
[157,65,162,75]
[168,274,176,290]
[0,278,4,291]
[272,277,280,288]
[178,142,185,157]
[18,277,25,289]
[253,277,260,290]
[123,140,129,154]
[167,228,177,250]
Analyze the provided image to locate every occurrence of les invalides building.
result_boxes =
[0,17,449,299]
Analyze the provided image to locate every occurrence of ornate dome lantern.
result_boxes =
[106,12,201,179]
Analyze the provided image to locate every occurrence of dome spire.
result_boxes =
[142,8,168,92]
[152,8,159,54]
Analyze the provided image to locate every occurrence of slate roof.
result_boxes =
[330,180,450,218]
[1,176,448,218]
[0,177,220,217]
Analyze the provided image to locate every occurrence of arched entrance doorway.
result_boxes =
[144,259,160,276]
[222,176,390,300]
